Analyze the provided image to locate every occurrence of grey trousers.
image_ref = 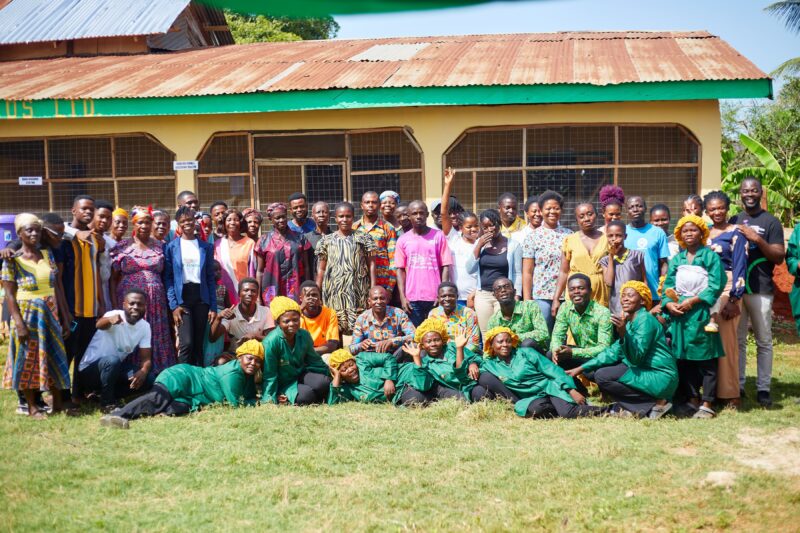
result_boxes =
[737,293,773,392]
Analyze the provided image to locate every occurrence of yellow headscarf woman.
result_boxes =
[328,348,354,370]
[414,318,449,344]
[483,326,520,357]
[236,339,265,361]
[620,280,653,311]
[269,296,301,322]
[674,214,709,250]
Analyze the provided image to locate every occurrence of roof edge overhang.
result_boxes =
[0,79,773,120]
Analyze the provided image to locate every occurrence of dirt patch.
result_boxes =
[734,427,800,476]
[701,471,737,489]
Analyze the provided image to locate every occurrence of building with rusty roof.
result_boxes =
[0,30,771,223]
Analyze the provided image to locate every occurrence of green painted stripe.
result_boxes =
[201,0,507,17]
[0,79,772,120]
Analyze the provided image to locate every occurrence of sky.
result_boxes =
[335,0,798,95]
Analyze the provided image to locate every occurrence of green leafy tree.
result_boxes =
[723,133,800,225]
[225,11,339,43]
[766,1,800,76]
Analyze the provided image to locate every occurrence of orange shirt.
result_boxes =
[300,306,340,347]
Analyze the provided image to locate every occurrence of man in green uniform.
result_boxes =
[327,349,398,404]
[99,340,264,429]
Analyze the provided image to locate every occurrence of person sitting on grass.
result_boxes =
[78,288,154,413]
[327,349,398,404]
[298,280,340,362]
[395,318,486,405]
[661,215,725,419]
[486,277,549,352]
[99,339,263,429]
[478,327,600,419]
[261,296,331,405]
[566,281,677,419]
[350,286,415,356]
[549,273,613,373]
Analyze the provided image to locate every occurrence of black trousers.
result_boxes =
[66,316,97,398]
[592,363,656,416]
[176,283,210,367]
[677,359,717,404]
[478,371,519,401]
[398,383,465,405]
[114,384,191,420]
[294,372,331,405]
[547,351,590,396]
[479,371,597,418]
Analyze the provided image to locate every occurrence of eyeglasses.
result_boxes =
[43,227,64,240]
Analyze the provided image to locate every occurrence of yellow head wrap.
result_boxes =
[328,349,355,370]
[413,317,449,344]
[112,207,129,219]
[620,280,653,311]
[674,214,709,250]
[14,213,41,233]
[269,296,301,321]
[483,326,520,356]
[236,339,265,361]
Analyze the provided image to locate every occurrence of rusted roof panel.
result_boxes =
[0,31,769,101]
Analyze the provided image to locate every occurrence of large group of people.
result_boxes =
[1,171,793,428]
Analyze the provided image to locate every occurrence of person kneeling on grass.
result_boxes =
[478,327,600,419]
[261,296,331,405]
[99,340,263,429]
[394,318,487,405]
[565,281,677,419]
[327,349,398,404]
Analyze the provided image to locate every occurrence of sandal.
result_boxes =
[692,405,716,419]
[648,402,672,419]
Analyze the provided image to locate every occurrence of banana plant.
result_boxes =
[723,133,800,225]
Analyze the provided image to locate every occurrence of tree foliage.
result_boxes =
[225,11,339,43]
[766,1,800,76]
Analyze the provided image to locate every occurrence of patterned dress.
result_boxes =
[2,250,70,391]
[522,225,572,300]
[255,229,310,307]
[353,218,397,295]
[316,232,377,334]
[110,238,176,373]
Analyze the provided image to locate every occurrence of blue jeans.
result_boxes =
[79,355,155,406]
[536,299,555,332]
[408,300,436,327]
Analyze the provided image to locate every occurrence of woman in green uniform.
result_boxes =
[261,296,331,405]
[478,327,598,418]
[661,215,725,418]
[395,318,487,405]
[566,281,678,419]
[99,340,263,429]
[327,349,398,404]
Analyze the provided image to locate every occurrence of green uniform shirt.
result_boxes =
[662,246,725,361]
[787,225,800,337]
[582,308,678,400]
[155,360,257,411]
[487,301,549,349]
[549,300,613,357]
[328,352,398,405]
[395,342,481,402]
[261,327,330,404]
[480,347,579,417]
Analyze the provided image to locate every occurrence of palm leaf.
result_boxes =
[771,56,800,77]
[739,133,783,172]
[765,1,800,33]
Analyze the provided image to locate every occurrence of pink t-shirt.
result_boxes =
[395,227,453,302]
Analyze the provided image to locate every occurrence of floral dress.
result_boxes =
[522,225,572,300]
[255,229,310,307]
[2,250,70,391]
[315,232,376,334]
[111,238,176,373]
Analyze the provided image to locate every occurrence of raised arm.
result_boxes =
[441,167,456,237]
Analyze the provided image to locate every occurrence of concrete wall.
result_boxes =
[0,99,721,205]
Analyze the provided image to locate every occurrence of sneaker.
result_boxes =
[99,414,129,429]
[757,391,773,408]
[16,402,28,415]
[704,322,719,333]
[648,402,673,420]
[692,405,716,419]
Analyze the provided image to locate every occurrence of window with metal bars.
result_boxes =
[444,124,699,229]
[196,129,424,217]
[0,134,176,219]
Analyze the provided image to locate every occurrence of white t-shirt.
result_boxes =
[446,231,479,300]
[180,238,201,284]
[79,310,152,370]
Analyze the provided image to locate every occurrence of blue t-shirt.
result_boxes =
[625,223,669,300]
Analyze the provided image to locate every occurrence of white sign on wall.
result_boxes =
[19,176,42,186]
[173,161,199,171]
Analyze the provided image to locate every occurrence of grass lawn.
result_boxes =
[1,337,799,531]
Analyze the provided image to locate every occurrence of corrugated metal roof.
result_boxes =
[0,31,769,101]
[0,0,190,44]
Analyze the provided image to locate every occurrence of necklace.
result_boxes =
[613,249,630,264]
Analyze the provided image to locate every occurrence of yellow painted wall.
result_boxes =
[0,99,721,204]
